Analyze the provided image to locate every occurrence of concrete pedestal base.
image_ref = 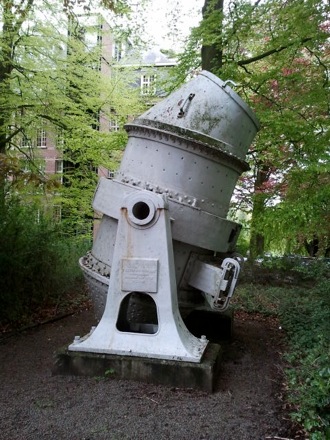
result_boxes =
[184,307,234,342]
[53,343,222,393]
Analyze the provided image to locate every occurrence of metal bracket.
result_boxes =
[188,258,241,312]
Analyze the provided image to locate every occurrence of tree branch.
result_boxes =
[304,47,329,88]
[37,114,68,130]
[238,37,313,66]
[13,0,35,35]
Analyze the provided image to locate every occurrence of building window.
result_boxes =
[109,107,120,132]
[89,164,98,175]
[113,42,123,62]
[36,128,47,148]
[55,159,63,183]
[56,130,65,148]
[109,117,119,132]
[141,74,156,96]
[20,134,31,148]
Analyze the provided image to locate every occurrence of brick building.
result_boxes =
[21,15,176,208]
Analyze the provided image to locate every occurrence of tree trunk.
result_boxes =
[249,198,265,260]
[0,22,15,156]
[0,1,35,204]
[201,0,224,72]
[249,164,270,260]
[0,9,16,206]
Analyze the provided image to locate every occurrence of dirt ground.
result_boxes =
[0,307,303,440]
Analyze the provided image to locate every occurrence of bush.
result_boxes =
[279,280,330,440]
[232,283,283,315]
[235,261,330,439]
[0,196,90,326]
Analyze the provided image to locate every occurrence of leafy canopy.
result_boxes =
[171,0,329,256]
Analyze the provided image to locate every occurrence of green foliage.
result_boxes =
[233,283,282,315]
[0,1,145,229]
[279,280,330,439]
[171,0,330,257]
[291,259,330,281]
[255,255,330,282]
[235,264,330,439]
[261,168,330,256]
[0,195,90,325]
[235,236,249,258]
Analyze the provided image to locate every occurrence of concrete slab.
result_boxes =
[53,343,222,393]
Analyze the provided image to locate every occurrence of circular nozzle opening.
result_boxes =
[132,201,150,221]
[127,197,157,227]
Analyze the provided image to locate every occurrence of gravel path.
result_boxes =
[0,308,298,440]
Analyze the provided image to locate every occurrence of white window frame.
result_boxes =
[36,128,47,148]
[112,42,125,62]
[20,132,31,148]
[109,117,119,132]
[141,74,156,96]
[55,159,63,183]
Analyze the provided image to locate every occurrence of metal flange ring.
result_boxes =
[126,196,157,227]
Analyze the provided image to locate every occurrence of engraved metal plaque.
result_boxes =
[121,258,158,293]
